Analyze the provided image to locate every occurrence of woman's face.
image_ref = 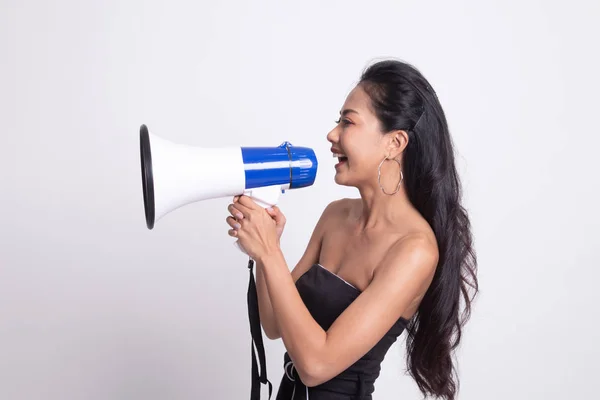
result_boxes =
[327,84,404,188]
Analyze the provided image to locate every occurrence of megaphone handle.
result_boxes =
[232,199,272,254]
[251,199,272,209]
[233,185,283,254]
[234,240,249,255]
[243,185,282,209]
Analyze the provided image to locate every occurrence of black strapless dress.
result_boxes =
[275,263,409,399]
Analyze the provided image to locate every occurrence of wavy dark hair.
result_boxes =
[358,59,479,400]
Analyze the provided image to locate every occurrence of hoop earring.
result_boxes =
[378,157,403,195]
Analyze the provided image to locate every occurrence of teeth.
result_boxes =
[333,153,345,158]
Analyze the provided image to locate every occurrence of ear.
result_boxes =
[386,130,409,159]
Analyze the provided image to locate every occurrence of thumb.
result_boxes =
[266,206,285,223]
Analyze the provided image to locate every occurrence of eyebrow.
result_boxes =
[339,109,359,116]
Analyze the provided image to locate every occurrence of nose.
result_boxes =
[326,125,339,145]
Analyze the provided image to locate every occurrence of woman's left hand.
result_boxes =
[226,195,281,261]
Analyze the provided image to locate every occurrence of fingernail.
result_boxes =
[236,213,243,219]
[234,223,241,229]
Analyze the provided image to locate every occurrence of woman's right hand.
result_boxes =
[232,196,287,241]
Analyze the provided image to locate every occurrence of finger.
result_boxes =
[226,216,242,230]
[238,195,260,210]
[266,205,279,215]
[231,200,253,216]
[266,207,277,218]
[233,195,240,202]
[267,206,285,224]
[228,228,238,237]
[228,203,245,219]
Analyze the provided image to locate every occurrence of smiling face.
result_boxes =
[327,84,407,188]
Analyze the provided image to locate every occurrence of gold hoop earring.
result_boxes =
[378,157,403,195]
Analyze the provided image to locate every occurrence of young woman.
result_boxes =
[226,59,479,400]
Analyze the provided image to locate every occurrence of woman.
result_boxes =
[226,59,479,400]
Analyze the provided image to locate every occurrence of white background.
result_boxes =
[1,1,598,399]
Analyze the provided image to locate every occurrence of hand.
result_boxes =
[226,195,282,260]
[230,196,287,240]
[266,204,287,241]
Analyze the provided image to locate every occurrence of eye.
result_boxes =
[335,118,352,126]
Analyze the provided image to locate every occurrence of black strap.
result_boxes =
[247,258,273,400]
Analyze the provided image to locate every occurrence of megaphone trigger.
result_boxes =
[241,185,283,209]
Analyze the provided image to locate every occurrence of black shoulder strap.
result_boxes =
[247,258,273,400]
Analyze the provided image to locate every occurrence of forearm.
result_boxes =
[258,249,327,378]
[255,259,281,339]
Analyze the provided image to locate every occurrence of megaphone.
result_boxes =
[139,123,318,236]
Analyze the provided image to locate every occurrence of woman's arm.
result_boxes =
[257,233,438,387]
[254,201,338,340]
[255,259,279,339]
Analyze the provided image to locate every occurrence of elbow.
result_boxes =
[295,359,329,387]
[299,373,323,388]
[265,331,281,340]
[263,326,281,340]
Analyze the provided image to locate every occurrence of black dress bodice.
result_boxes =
[275,264,409,399]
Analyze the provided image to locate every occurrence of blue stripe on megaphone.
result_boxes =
[241,144,318,189]
[241,146,291,189]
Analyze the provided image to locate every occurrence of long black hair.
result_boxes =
[359,59,479,400]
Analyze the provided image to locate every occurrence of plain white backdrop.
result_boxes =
[1,0,599,399]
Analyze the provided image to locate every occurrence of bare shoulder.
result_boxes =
[394,207,439,264]
[394,232,439,267]
[374,231,439,295]
[320,197,355,225]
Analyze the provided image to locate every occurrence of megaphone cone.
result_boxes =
[139,124,318,230]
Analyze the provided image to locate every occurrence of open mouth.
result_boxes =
[333,153,348,166]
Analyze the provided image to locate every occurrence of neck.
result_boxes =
[355,183,413,232]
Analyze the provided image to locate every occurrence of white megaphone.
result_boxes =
[139,124,318,253]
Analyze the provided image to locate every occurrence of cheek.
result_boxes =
[339,130,380,168]
[346,141,378,164]
[344,153,375,177]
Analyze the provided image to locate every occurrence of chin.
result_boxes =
[333,172,353,187]
[333,173,343,185]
